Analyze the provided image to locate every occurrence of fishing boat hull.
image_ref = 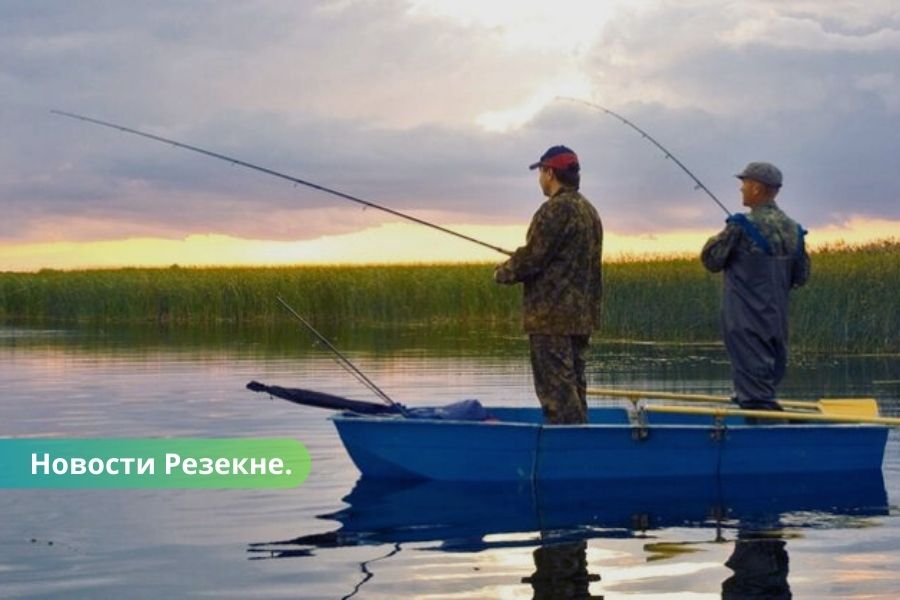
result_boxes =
[332,406,889,482]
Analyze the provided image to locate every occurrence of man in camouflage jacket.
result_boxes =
[495,146,603,424]
[701,162,810,411]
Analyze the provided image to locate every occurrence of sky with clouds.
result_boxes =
[1,0,898,267]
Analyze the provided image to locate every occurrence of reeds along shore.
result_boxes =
[0,240,897,353]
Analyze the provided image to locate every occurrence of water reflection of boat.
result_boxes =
[251,470,889,556]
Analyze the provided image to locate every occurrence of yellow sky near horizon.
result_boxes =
[0,216,896,272]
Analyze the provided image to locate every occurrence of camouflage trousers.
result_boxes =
[529,334,590,425]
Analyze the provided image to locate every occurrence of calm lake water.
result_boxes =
[1,324,898,599]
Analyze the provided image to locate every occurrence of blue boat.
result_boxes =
[246,382,890,482]
[333,406,889,482]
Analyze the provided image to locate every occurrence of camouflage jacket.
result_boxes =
[701,202,811,287]
[495,187,603,335]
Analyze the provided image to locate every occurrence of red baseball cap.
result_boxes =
[529,145,579,171]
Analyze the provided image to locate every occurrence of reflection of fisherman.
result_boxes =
[495,145,603,425]
[722,532,792,599]
[701,162,810,411]
[523,540,603,600]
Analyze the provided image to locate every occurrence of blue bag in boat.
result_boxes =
[404,399,492,421]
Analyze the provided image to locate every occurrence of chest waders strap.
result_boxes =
[728,213,774,255]
[796,224,807,256]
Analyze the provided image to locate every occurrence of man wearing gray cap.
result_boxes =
[701,162,810,411]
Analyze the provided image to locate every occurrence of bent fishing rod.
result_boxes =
[557,97,731,216]
[275,296,402,411]
[51,110,513,256]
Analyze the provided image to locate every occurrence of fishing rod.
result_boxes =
[557,97,731,216]
[51,110,514,256]
[275,296,401,410]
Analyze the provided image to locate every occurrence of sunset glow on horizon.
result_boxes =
[1,217,895,272]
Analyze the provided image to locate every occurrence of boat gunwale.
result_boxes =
[330,412,891,431]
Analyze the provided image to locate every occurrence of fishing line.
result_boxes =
[276,296,400,409]
[557,97,731,216]
[52,110,513,256]
[341,543,403,600]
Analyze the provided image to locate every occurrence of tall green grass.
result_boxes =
[0,265,518,324]
[0,241,896,352]
[790,240,899,351]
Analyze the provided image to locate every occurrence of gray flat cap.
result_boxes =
[735,162,783,188]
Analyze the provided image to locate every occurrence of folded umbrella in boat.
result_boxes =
[247,381,397,414]
[246,381,492,421]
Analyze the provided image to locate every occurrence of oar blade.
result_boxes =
[817,398,880,419]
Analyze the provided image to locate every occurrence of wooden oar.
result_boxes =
[587,387,880,419]
[644,404,900,426]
